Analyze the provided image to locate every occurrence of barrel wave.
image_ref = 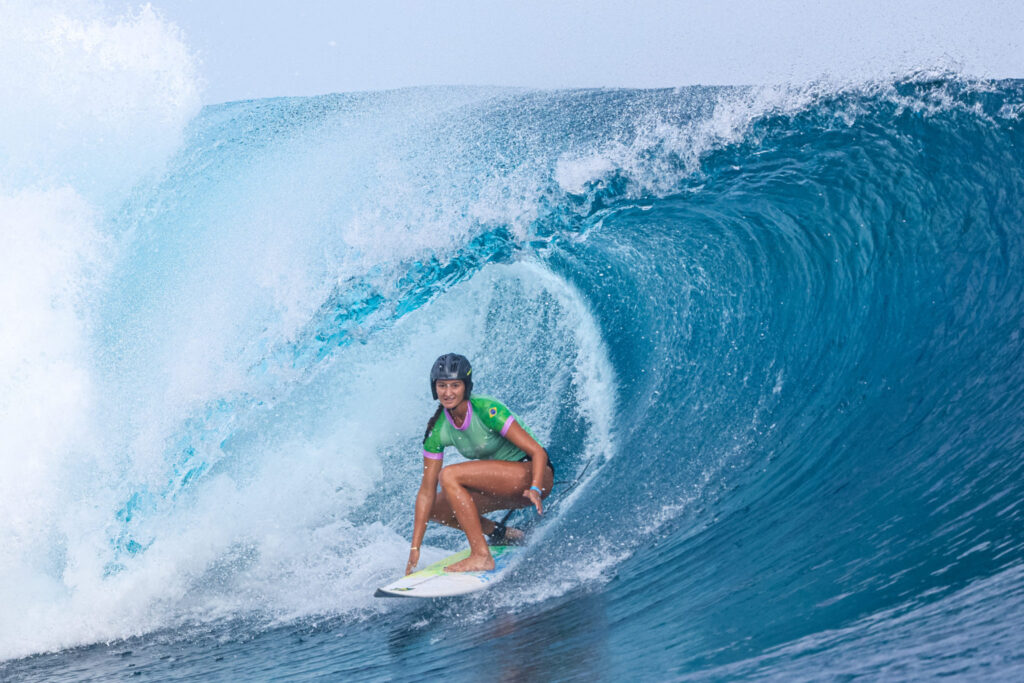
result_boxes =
[3,61,1024,680]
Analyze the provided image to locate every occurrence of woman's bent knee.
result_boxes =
[438,465,460,489]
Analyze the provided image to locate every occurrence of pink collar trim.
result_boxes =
[444,400,472,431]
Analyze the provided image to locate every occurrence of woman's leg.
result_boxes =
[433,460,553,571]
[430,491,517,534]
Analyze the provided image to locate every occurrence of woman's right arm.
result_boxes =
[407,456,443,575]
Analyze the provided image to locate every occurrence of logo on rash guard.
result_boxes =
[489,407,498,418]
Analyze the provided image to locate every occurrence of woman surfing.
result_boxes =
[406,353,553,574]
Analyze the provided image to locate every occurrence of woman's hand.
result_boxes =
[405,547,420,575]
[503,424,551,516]
[523,486,544,515]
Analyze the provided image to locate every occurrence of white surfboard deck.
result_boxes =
[375,545,516,598]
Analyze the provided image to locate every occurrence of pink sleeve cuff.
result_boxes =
[500,417,515,437]
[422,450,443,460]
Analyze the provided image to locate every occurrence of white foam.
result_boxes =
[0,1,200,203]
[0,0,201,661]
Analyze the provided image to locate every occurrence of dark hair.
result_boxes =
[423,405,444,442]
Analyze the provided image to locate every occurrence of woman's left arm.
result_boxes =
[502,422,548,514]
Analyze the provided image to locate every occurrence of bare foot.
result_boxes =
[445,554,495,572]
[487,525,526,546]
[502,527,526,545]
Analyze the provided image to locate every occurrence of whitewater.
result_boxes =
[2,3,1023,681]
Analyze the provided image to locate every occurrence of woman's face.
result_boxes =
[435,379,466,410]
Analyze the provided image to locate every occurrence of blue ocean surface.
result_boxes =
[2,9,1024,681]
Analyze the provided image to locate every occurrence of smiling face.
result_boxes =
[434,379,466,410]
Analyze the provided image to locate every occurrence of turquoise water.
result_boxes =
[2,7,1024,680]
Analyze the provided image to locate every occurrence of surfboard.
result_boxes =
[375,545,516,598]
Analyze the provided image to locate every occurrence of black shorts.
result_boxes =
[519,454,555,479]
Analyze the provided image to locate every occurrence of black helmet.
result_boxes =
[430,353,473,400]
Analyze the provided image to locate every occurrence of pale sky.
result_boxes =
[153,0,1024,105]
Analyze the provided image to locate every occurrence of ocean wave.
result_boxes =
[2,56,1023,680]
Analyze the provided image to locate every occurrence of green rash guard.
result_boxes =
[422,396,540,462]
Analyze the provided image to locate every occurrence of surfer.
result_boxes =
[406,353,553,574]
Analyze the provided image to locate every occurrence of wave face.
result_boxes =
[2,10,1023,677]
